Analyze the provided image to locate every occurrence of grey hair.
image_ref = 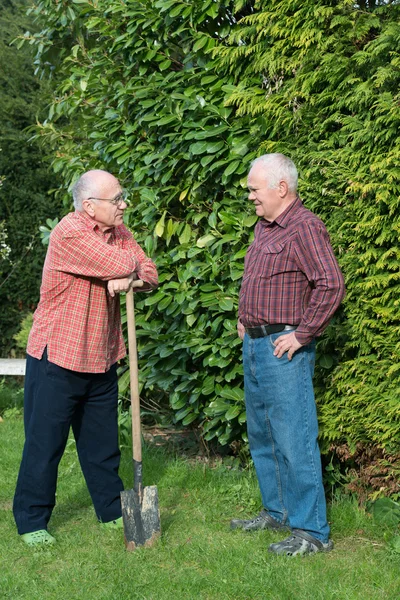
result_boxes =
[72,174,94,211]
[251,153,298,193]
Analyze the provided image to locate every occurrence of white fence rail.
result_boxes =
[0,359,26,376]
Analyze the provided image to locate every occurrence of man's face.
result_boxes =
[89,176,127,231]
[247,163,284,222]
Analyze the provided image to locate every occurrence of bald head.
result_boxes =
[72,170,120,211]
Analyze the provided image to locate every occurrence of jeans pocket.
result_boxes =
[268,330,292,350]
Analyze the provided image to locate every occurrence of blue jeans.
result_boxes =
[13,349,124,535]
[243,331,330,542]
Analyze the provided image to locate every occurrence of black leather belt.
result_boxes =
[245,324,297,339]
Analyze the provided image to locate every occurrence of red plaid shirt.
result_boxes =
[239,197,345,345]
[27,211,158,372]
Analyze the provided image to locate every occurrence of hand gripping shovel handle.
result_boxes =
[125,289,142,498]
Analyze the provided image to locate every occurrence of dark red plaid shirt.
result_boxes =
[239,197,345,345]
[27,211,158,372]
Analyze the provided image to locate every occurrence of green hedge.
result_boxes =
[22,0,400,458]
[215,0,400,453]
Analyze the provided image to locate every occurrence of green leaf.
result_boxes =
[231,141,249,156]
[156,115,177,125]
[220,387,244,402]
[182,412,198,425]
[319,355,334,369]
[223,160,241,177]
[208,212,217,228]
[219,298,234,311]
[207,141,225,154]
[193,36,208,52]
[372,498,400,526]
[189,141,208,155]
[186,314,197,327]
[170,394,187,410]
[202,375,215,395]
[200,155,214,167]
[154,211,166,237]
[219,211,237,225]
[169,4,184,18]
[144,291,165,306]
[389,535,400,554]
[195,125,229,139]
[243,214,258,227]
[225,405,241,420]
[175,406,192,421]
[179,188,189,201]
[179,223,192,244]
[159,59,171,71]
[196,234,216,248]
[238,411,247,424]
[157,296,172,311]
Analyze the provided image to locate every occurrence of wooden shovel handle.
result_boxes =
[126,289,141,464]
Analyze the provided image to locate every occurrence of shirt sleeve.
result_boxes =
[293,221,345,345]
[51,228,138,280]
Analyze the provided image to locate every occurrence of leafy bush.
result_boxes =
[216,0,400,454]
[0,378,24,416]
[369,497,400,555]
[23,0,259,446]
[13,312,33,352]
[19,0,400,469]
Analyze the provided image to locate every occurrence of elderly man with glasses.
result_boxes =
[13,169,158,546]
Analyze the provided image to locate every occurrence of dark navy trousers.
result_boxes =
[13,349,124,534]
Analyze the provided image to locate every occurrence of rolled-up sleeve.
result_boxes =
[52,229,138,280]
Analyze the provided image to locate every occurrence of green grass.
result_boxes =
[1,415,399,600]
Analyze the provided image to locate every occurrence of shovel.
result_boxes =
[121,288,161,551]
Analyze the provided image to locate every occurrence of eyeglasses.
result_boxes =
[87,191,128,206]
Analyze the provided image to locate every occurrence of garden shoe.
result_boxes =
[101,516,123,529]
[230,509,288,532]
[268,529,334,557]
[20,530,56,547]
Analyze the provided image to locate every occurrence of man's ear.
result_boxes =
[278,180,289,198]
[81,199,95,217]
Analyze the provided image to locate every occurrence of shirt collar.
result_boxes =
[75,210,115,239]
[260,196,302,229]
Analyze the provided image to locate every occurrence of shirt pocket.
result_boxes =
[258,242,289,279]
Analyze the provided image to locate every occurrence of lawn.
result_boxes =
[1,414,399,600]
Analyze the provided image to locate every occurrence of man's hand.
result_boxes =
[237,320,245,341]
[107,273,144,297]
[273,331,303,361]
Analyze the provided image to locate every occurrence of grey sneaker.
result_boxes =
[230,509,288,531]
[268,529,334,556]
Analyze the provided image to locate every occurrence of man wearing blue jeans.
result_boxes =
[231,154,345,556]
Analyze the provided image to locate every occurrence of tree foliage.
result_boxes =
[217,0,400,453]
[0,0,62,355]
[20,0,400,461]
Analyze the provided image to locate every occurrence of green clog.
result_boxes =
[20,530,56,547]
[101,516,123,529]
